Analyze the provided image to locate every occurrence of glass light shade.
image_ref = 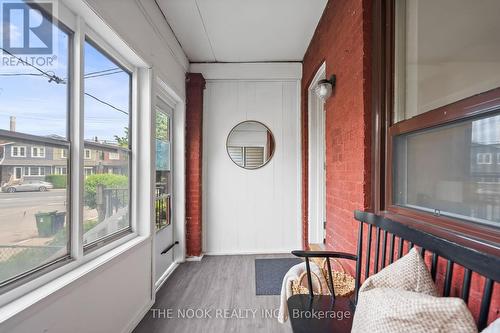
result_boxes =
[315,81,332,100]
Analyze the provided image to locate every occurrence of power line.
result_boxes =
[1,51,127,115]
[0,47,65,84]
[84,92,128,115]
[85,68,120,76]
[0,69,121,79]
[84,70,123,79]
[0,73,45,77]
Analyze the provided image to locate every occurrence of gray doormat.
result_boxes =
[255,258,302,295]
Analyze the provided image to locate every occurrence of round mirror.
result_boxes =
[226,121,275,169]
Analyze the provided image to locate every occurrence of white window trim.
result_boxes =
[31,146,46,158]
[11,146,26,157]
[84,148,91,159]
[108,152,120,160]
[55,167,68,175]
[477,152,493,165]
[25,167,46,176]
[61,150,68,158]
[0,0,153,314]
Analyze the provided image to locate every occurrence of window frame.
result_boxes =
[0,0,148,306]
[81,32,134,253]
[83,148,91,159]
[55,166,68,175]
[108,151,120,160]
[0,2,74,294]
[372,0,500,255]
[0,131,73,292]
[477,153,493,165]
[11,145,27,157]
[26,166,44,176]
[31,146,46,158]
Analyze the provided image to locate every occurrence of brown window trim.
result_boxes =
[372,0,500,256]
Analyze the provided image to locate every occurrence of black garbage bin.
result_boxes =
[52,212,66,234]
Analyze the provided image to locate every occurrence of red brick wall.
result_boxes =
[185,73,205,257]
[301,0,372,253]
[302,0,498,325]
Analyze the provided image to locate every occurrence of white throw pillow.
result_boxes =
[359,247,438,296]
[352,247,478,333]
[352,288,478,333]
[481,318,500,333]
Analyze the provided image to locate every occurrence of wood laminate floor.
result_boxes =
[133,254,293,333]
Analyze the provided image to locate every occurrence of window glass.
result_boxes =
[394,0,500,122]
[82,147,129,246]
[0,6,71,286]
[0,12,69,137]
[393,112,500,227]
[83,40,130,145]
[155,107,171,231]
[83,39,131,247]
[0,140,69,285]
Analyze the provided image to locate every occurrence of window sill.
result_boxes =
[380,208,500,257]
[0,235,149,324]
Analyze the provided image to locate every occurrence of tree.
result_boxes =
[156,113,169,141]
[114,127,129,148]
[84,174,128,221]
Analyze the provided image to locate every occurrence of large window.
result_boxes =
[393,113,500,227]
[0,1,138,293]
[83,39,132,250]
[393,0,500,123]
[375,0,500,246]
[0,8,71,288]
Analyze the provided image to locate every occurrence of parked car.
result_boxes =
[1,180,54,193]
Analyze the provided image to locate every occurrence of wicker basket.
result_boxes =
[291,270,324,296]
[291,258,355,297]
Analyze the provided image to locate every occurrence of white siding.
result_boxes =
[203,74,301,254]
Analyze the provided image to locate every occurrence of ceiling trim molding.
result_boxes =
[194,0,217,61]
[136,0,189,71]
[189,62,302,80]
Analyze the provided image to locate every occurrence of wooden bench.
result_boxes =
[287,210,500,333]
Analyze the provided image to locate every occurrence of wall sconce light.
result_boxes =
[315,74,336,100]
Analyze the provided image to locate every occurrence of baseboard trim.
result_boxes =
[185,254,204,262]
[124,298,154,333]
[154,262,179,293]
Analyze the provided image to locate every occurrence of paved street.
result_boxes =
[0,189,67,209]
[0,189,96,245]
[0,189,67,245]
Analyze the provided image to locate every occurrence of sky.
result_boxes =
[0,0,130,143]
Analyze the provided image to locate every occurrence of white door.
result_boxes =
[154,97,175,286]
[308,63,327,244]
[203,80,301,254]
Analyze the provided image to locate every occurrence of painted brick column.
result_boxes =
[185,73,205,257]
